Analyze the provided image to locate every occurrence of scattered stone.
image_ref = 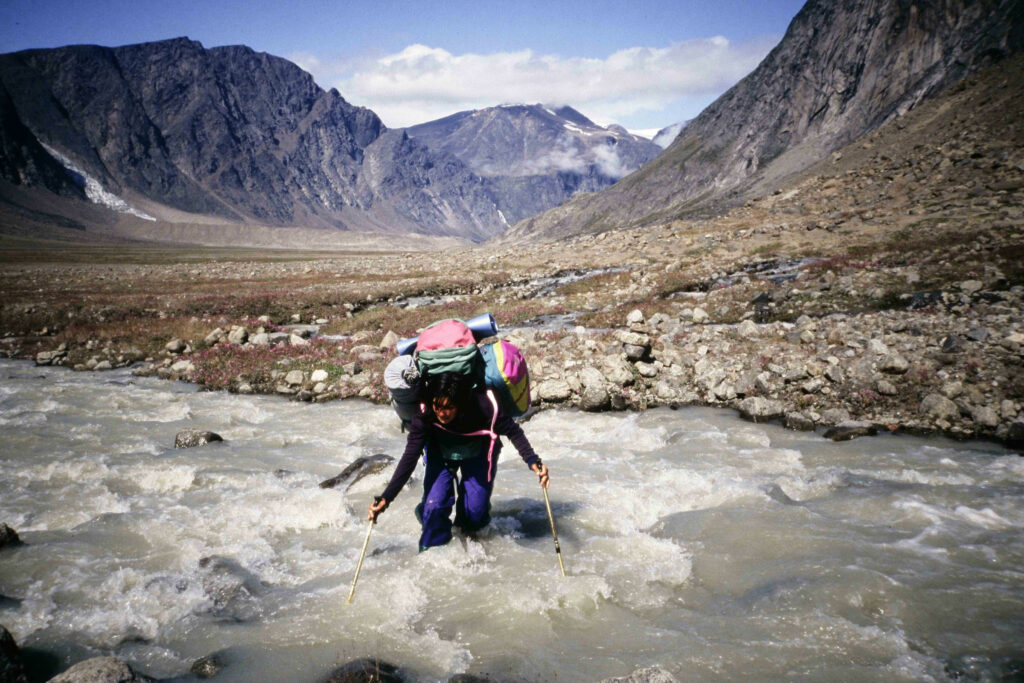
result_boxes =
[48,656,153,683]
[310,369,329,383]
[879,354,909,374]
[204,327,226,345]
[691,307,709,324]
[824,421,878,441]
[920,394,961,423]
[966,327,990,342]
[635,362,658,378]
[379,330,400,350]
[174,429,224,449]
[289,334,309,347]
[284,370,305,386]
[941,335,965,353]
[970,405,1001,429]
[601,357,635,386]
[320,658,401,683]
[824,365,845,383]
[785,412,816,431]
[249,332,271,346]
[738,397,785,422]
[626,309,645,325]
[165,339,187,354]
[579,384,610,412]
[537,380,572,402]
[227,327,248,345]
[320,454,395,490]
[819,408,852,425]
[737,319,760,338]
[868,339,889,355]
[875,378,898,395]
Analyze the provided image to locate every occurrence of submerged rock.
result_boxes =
[174,429,224,449]
[320,658,401,683]
[191,651,229,679]
[48,656,153,682]
[823,421,878,441]
[319,454,395,490]
[601,666,679,683]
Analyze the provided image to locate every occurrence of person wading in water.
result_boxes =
[368,371,549,549]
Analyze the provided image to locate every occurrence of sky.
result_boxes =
[0,0,806,135]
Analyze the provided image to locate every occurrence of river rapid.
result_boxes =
[0,359,1022,682]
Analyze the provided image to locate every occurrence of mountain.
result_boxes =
[404,104,662,225]
[0,38,505,243]
[507,0,1024,242]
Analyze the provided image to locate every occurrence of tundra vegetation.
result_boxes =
[1,54,1023,445]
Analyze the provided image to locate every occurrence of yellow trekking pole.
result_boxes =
[542,486,566,577]
[346,517,375,604]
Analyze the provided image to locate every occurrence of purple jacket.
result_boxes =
[380,389,540,502]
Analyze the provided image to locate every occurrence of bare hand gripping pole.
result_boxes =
[542,486,566,577]
[346,517,375,604]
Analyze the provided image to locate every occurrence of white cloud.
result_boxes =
[290,36,776,129]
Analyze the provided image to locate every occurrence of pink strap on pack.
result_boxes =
[433,390,500,482]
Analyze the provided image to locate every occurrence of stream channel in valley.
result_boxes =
[0,359,1021,681]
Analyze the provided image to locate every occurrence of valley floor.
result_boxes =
[1,55,1022,448]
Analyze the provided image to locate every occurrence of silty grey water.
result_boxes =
[0,359,1021,681]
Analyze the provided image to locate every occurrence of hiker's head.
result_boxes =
[427,372,467,424]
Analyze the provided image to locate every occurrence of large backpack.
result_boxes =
[384,316,531,421]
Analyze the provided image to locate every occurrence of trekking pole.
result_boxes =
[346,517,375,604]
[541,486,566,577]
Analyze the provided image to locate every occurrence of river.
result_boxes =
[0,359,1021,681]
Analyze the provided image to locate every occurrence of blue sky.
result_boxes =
[0,0,806,133]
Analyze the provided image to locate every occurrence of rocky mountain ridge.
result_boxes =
[405,104,661,225]
[508,0,1024,242]
[0,38,505,242]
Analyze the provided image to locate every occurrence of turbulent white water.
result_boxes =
[1,359,1022,682]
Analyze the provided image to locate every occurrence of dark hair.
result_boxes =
[426,372,468,408]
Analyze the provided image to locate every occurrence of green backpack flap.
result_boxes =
[414,319,482,379]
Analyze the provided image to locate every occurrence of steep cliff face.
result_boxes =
[0,83,84,198]
[405,104,662,224]
[0,38,506,241]
[508,0,1024,241]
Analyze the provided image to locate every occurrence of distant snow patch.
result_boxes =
[40,143,156,221]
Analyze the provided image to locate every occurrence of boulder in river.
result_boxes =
[0,625,30,683]
[48,656,153,682]
[319,454,395,490]
[320,658,401,683]
[190,651,230,679]
[0,524,21,550]
[174,429,224,449]
[823,421,878,441]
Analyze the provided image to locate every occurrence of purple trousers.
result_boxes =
[418,451,499,549]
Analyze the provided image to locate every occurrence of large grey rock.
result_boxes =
[601,357,635,387]
[48,656,153,682]
[920,394,961,423]
[824,421,878,441]
[537,379,572,402]
[738,397,785,422]
[579,384,611,412]
[226,327,248,345]
[174,429,224,449]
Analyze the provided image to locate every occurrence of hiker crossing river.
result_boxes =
[370,317,548,551]
[1,358,1023,681]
